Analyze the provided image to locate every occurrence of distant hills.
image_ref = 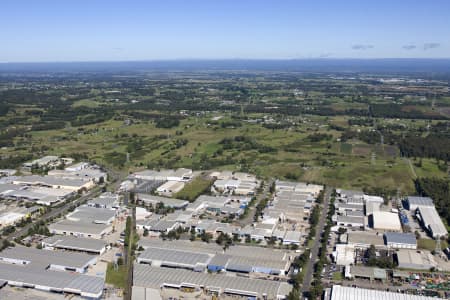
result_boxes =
[1,59,450,74]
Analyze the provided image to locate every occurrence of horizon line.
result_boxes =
[2,57,450,64]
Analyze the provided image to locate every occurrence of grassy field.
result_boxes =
[5,112,446,194]
[105,263,127,289]
[175,177,213,201]
[332,271,343,281]
[418,238,449,251]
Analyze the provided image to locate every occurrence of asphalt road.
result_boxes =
[236,179,273,227]
[301,186,332,298]
[124,205,136,300]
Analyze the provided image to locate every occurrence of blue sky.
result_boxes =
[1,0,449,62]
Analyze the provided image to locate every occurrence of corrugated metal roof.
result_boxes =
[42,235,107,252]
[138,247,211,267]
[407,196,434,207]
[384,232,416,245]
[0,263,103,296]
[133,264,290,298]
[331,284,444,300]
[0,246,95,269]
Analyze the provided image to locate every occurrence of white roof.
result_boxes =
[331,284,444,300]
[417,206,447,237]
[372,211,401,231]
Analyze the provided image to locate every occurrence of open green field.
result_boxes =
[105,263,127,289]
[418,238,449,251]
[4,112,445,195]
[175,177,213,201]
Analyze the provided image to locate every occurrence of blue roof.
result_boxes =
[384,232,416,245]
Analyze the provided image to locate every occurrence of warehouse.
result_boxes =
[283,230,302,245]
[346,232,385,249]
[405,196,434,211]
[137,193,189,209]
[0,261,104,299]
[207,254,230,272]
[384,232,417,249]
[42,235,108,255]
[371,211,401,232]
[87,192,120,209]
[156,181,185,196]
[49,219,112,239]
[416,206,448,238]
[0,246,96,273]
[133,264,292,299]
[336,215,365,228]
[137,247,212,270]
[67,206,116,224]
[12,175,95,192]
[333,244,355,266]
[395,249,437,270]
[136,239,290,275]
[132,168,192,182]
[328,284,444,300]
[345,266,387,282]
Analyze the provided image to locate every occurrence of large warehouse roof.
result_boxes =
[0,262,104,298]
[138,247,211,268]
[372,211,401,231]
[384,232,416,246]
[406,196,434,207]
[133,264,291,298]
[330,285,444,300]
[42,235,107,253]
[49,219,111,235]
[417,206,448,237]
[137,194,188,208]
[0,246,95,269]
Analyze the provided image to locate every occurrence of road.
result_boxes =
[235,179,273,227]
[404,157,417,179]
[301,186,332,298]
[124,205,136,300]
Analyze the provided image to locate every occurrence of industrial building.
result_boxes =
[87,192,120,209]
[66,206,116,224]
[344,266,387,282]
[12,175,95,192]
[49,218,112,239]
[156,180,185,196]
[395,249,437,270]
[327,284,444,300]
[346,232,385,249]
[416,206,448,238]
[0,246,97,274]
[333,244,355,266]
[136,239,291,276]
[384,232,417,249]
[42,235,108,255]
[0,261,104,299]
[371,211,402,232]
[138,247,211,271]
[137,193,189,209]
[405,196,434,211]
[336,215,365,228]
[133,264,292,299]
[132,168,192,182]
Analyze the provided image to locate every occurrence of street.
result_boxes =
[301,186,332,298]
